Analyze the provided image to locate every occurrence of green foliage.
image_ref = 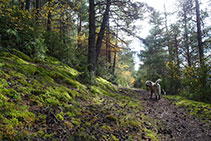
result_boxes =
[0,2,47,60]
[180,62,211,102]
[165,61,181,94]
[44,32,77,66]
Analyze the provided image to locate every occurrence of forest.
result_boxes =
[0,0,210,140]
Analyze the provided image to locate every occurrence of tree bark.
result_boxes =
[35,0,40,21]
[183,4,191,67]
[78,14,82,48]
[164,4,173,62]
[88,0,96,73]
[106,22,111,63]
[47,0,52,32]
[26,0,31,11]
[195,0,203,65]
[112,51,117,74]
[96,0,111,61]
[174,33,180,66]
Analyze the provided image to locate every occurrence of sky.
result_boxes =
[130,0,211,70]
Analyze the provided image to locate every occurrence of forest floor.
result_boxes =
[1,50,211,140]
[125,88,211,141]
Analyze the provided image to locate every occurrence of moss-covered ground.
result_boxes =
[0,50,161,140]
[165,95,211,123]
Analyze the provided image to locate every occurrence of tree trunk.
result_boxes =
[174,34,180,66]
[164,4,173,62]
[195,0,203,65]
[106,22,111,63]
[35,0,40,21]
[88,0,96,74]
[183,5,191,67]
[26,0,31,11]
[112,51,117,74]
[96,0,111,61]
[78,14,82,48]
[47,0,52,32]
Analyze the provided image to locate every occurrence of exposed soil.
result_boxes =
[129,88,211,141]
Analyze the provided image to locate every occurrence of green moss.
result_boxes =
[0,88,21,101]
[101,123,112,131]
[56,65,81,78]
[48,71,86,90]
[0,78,8,88]
[71,118,81,126]
[111,134,118,141]
[90,86,110,96]
[37,130,44,136]
[56,112,64,121]
[144,129,158,141]
[0,93,8,101]
[84,122,91,127]
[43,133,55,139]
[0,100,36,139]
[96,77,118,91]
[165,95,211,120]
[64,78,87,90]
[69,89,79,98]
[127,100,141,109]
[64,121,74,129]
[37,75,54,84]
[44,56,61,65]
[93,96,104,105]
[10,49,32,62]
[0,51,36,76]
[45,97,62,107]
[105,114,118,122]
[65,111,76,117]
[127,120,141,128]
[17,63,37,76]
[45,86,72,102]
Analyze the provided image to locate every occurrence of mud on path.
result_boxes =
[124,88,211,141]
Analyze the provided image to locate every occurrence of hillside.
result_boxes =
[0,50,160,140]
[0,50,211,140]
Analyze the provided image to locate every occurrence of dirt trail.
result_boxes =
[128,88,211,141]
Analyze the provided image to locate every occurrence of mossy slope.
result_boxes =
[0,50,160,140]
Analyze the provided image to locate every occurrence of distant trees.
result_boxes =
[136,0,211,102]
[0,0,149,86]
[87,0,151,83]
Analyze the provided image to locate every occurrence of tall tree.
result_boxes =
[195,0,203,65]
[182,2,192,67]
[35,0,40,21]
[88,0,96,74]
[164,4,173,62]
[138,11,167,80]
[47,0,52,32]
[96,0,111,61]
